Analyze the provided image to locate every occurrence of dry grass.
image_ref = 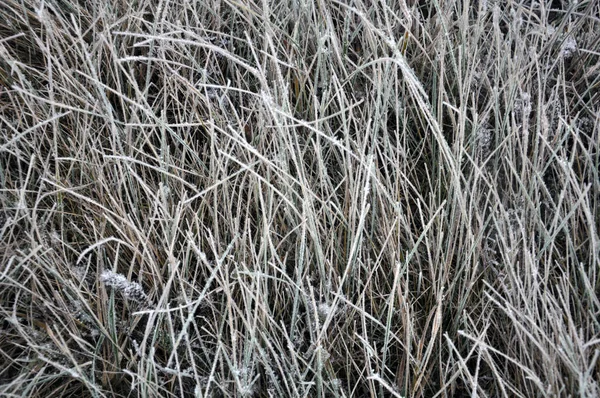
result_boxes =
[1,0,599,397]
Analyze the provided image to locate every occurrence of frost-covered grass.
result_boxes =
[0,0,599,397]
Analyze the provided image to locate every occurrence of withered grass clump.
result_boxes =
[1,0,598,397]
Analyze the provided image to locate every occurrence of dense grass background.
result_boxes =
[1,0,599,396]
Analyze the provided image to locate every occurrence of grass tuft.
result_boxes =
[1,0,599,397]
